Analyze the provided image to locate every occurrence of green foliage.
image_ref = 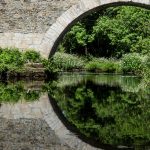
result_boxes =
[46,52,148,78]
[60,23,94,55]
[131,37,150,55]
[55,6,150,78]
[0,82,23,103]
[72,24,88,46]
[59,6,150,58]
[92,6,150,57]
[0,48,59,76]
[52,52,85,70]
[0,48,24,72]
[121,53,144,75]
[0,48,42,73]
[42,58,58,74]
[48,74,150,147]
[142,53,150,85]
[23,50,41,63]
[0,82,42,103]
[85,58,122,73]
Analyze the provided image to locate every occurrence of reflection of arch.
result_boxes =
[0,94,101,149]
[39,0,150,58]
[45,94,101,150]
[48,95,121,150]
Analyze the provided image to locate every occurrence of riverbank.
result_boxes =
[0,48,56,81]
[51,52,149,86]
[0,48,149,85]
[0,63,46,80]
[51,52,149,75]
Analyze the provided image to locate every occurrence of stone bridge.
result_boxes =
[0,0,150,59]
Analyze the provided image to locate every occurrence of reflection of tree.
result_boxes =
[0,81,44,103]
[0,83,23,103]
[48,79,150,148]
[57,73,144,93]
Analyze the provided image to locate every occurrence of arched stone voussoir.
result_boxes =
[40,0,150,59]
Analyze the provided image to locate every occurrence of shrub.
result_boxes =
[121,53,144,75]
[52,52,85,70]
[0,48,24,72]
[142,54,150,86]
[23,50,41,63]
[42,58,58,73]
[0,48,24,65]
[85,58,122,73]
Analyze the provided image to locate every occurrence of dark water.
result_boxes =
[0,73,149,150]
[48,73,150,150]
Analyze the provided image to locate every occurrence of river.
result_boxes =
[0,73,149,150]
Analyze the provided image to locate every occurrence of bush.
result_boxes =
[85,58,122,73]
[0,48,24,72]
[52,52,85,70]
[42,58,58,73]
[142,54,150,86]
[23,50,41,63]
[0,48,43,73]
[121,53,144,75]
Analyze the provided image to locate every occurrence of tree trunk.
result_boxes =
[85,46,88,56]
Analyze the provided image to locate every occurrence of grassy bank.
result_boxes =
[0,48,41,71]
[51,52,149,75]
[50,52,149,87]
[0,48,56,80]
[0,48,149,84]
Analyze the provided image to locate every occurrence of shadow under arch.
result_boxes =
[48,94,134,150]
[39,0,150,58]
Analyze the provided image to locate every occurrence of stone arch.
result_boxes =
[39,0,150,59]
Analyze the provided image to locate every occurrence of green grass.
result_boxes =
[50,52,149,78]
[52,52,85,71]
[51,52,149,86]
[0,47,42,73]
[85,58,122,73]
[0,48,149,84]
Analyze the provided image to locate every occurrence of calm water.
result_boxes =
[0,73,149,150]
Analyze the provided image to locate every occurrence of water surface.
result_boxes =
[0,73,149,150]
[48,73,150,150]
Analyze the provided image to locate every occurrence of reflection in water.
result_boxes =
[47,73,150,150]
[0,80,45,103]
[0,73,149,150]
[0,79,99,150]
[0,80,72,150]
[0,118,70,150]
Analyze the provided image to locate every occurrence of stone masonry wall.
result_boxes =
[0,0,78,33]
[0,0,149,58]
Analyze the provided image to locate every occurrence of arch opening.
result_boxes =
[39,0,150,58]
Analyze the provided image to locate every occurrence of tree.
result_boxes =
[59,6,150,58]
